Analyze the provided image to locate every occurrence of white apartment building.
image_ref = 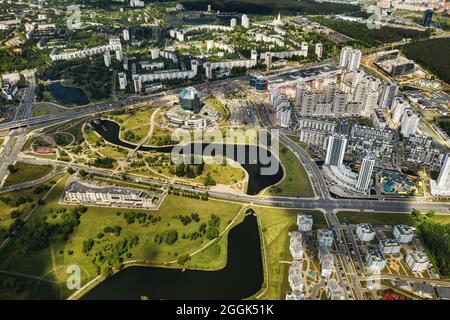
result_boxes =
[103,51,111,67]
[241,14,250,28]
[299,128,330,150]
[393,224,415,244]
[151,48,160,60]
[400,109,420,137]
[356,223,376,242]
[320,253,335,278]
[255,33,284,47]
[339,46,361,71]
[356,153,375,193]
[132,74,142,94]
[269,87,292,128]
[378,238,401,255]
[141,61,164,70]
[391,97,410,123]
[289,231,304,260]
[50,38,122,61]
[318,228,334,249]
[405,251,430,272]
[123,29,130,41]
[288,260,304,292]
[430,153,450,196]
[297,214,313,232]
[326,280,346,300]
[118,72,127,90]
[315,43,323,58]
[365,249,387,271]
[379,82,399,109]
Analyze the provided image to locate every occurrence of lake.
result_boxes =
[82,214,263,300]
[48,83,89,106]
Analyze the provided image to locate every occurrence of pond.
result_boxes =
[47,83,89,106]
[91,119,283,195]
[82,214,263,300]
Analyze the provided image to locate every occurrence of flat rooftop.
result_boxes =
[268,64,340,85]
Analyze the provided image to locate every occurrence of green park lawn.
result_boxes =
[0,174,63,244]
[108,108,153,144]
[337,211,450,226]
[4,162,54,186]
[260,144,315,198]
[84,125,103,147]
[255,207,326,300]
[0,173,244,299]
[32,106,51,117]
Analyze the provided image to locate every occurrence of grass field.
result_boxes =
[0,173,244,299]
[32,106,51,117]
[109,108,153,143]
[98,146,126,158]
[260,144,315,198]
[0,174,63,242]
[285,134,316,158]
[4,162,53,186]
[337,211,450,226]
[130,160,246,187]
[255,207,326,299]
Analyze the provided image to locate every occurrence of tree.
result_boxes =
[205,227,219,240]
[101,264,113,278]
[177,254,191,265]
[79,169,88,177]
[7,164,17,174]
[426,210,436,218]
[176,163,186,177]
[203,173,216,186]
[67,167,75,174]
[411,208,421,217]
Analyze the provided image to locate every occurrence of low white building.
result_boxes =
[393,224,415,244]
[378,238,401,255]
[64,181,154,208]
[297,214,313,232]
[365,249,387,272]
[405,251,430,272]
[356,223,376,242]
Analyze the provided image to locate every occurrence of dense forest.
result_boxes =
[417,222,450,277]
[180,0,361,15]
[402,38,450,84]
[76,0,361,15]
[38,56,116,100]
[312,17,431,47]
